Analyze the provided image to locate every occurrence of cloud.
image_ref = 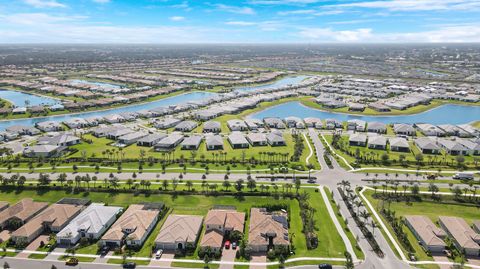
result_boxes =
[248,0,320,5]
[171,1,192,11]
[22,0,66,8]
[213,4,256,15]
[331,0,480,11]
[225,20,284,31]
[225,21,257,26]
[277,9,316,15]
[0,13,86,25]
[299,27,373,42]
[169,16,185,21]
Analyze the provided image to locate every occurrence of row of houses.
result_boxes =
[348,134,410,152]
[405,215,480,256]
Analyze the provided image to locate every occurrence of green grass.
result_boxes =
[107,258,150,265]
[76,242,100,255]
[58,255,96,262]
[133,208,173,258]
[28,253,47,259]
[171,261,219,269]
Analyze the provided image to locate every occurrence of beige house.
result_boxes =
[0,202,8,213]
[248,208,289,252]
[101,204,160,247]
[200,209,245,251]
[155,214,203,251]
[439,216,480,256]
[404,215,446,253]
[0,199,49,230]
[11,203,84,244]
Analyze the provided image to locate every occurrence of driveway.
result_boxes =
[0,230,11,243]
[149,252,175,267]
[432,254,451,269]
[45,247,66,261]
[17,235,50,258]
[249,254,266,269]
[219,247,237,269]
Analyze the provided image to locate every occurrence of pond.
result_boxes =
[234,76,309,93]
[0,89,59,107]
[249,101,480,125]
[70,80,123,89]
[0,91,215,131]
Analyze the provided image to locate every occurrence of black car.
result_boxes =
[318,264,333,269]
[123,262,136,268]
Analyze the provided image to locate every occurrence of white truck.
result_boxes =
[452,172,475,180]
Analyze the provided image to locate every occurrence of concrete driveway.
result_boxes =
[219,247,237,269]
[17,235,50,258]
[149,252,175,267]
[249,254,266,269]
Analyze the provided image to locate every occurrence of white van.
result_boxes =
[155,249,163,259]
[452,172,474,180]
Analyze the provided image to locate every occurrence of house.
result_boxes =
[439,216,480,256]
[437,139,469,156]
[368,103,391,112]
[175,121,198,132]
[248,208,289,252]
[0,199,49,230]
[154,118,182,129]
[181,136,202,150]
[106,128,134,140]
[206,135,224,150]
[367,122,387,134]
[347,120,366,132]
[393,124,416,136]
[304,117,322,129]
[266,131,285,146]
[203,121,221,133]
[325,119,342,129]
[415,137,441,154]
[11,203,83,244]
[368,135,387,149]
[284,117,302,128]
[103,114,125,124]
[264,118,286,129]
[389,137,410,152]
[5,125,40,136]
[36,121,64,132]
[101,204,161,247]
[416,124,445,137]
[348,103,365,112]
[438,124,470,137]
[23,145,65,158]
[195,110,218,121]
[404,215,446,253]
[228,132,249,149]
[37,134,80,146]
[200,209,245,251]
[154,134,184,150]
[155,214,203,251]
[57,203,122,245]
[474,221,480,234]
[247,133,268,147]
[349,134,367,147]
[245,119,264,130]
[457,139,480,155]
[227,120,248,131]
[92,125,124,138]
[137,133,167,147]
[118,132,149,146]
[0,202,8,213]
[63,118,89,129]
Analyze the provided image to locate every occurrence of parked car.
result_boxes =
[123,262,136,268]
[318,264,332,269]
[65,257,78,266]
[426,174,437,180]
[156,249,163,259]
[224,240,231,249]
[453,172,474,180]
[232,242,237,249]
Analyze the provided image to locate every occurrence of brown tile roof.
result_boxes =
[405,215,446,247]
[205,209,245,232]
[0,202,8,212]
[155,214,203,244]
[439,216,480,250]
[12,203,83,239]
[200,230,224,248]
[102,204,159,241]
[248,208,289,248]
[0,199,49,226]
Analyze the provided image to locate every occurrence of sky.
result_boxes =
[1,0,480,43]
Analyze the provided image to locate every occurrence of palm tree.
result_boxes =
[222,180,231,191]
[337,180,350,191]
[186,180,193,191]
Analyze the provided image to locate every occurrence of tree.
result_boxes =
[428,183,439,199]
[344,251,354,269]
[222,180,231,191]
[451,186,462,200]
[247,179,256,192]
[294,178,301,194]
[162,179,169,191]
[235,179,244,192]
[411,184,420,197]
[186,180,193,191]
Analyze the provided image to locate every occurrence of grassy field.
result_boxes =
[302,98,480,116]
[362,189,480,262]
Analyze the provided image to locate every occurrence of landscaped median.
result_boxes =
[0,182,356,268]
[358,186,480,269]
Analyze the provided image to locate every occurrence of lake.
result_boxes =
[249,101,480,125]
[0,89,59,107]
[234,76,308,93]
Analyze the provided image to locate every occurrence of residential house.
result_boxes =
[155,214,203,251]
[393,124,415,136]
[200,209,245,251]
[154,118,182,129]
[405,215,447,253]
[389,137,410,152]
[203,121,221,133]
[35,121,64,132]
[303,117,322,129]
[368,135,387,149]
[0,199,49,230]
[57,203,122,245]
[11,203,83,244]
[206,135,224,150]
[137,133,167,147]
[349,134,367,147]
[284,117,302,128]
[175,121,198,132]
[101,204,160,247]
[367,122,387,134]
[415,137,441,154]
[266,131,286,146]
[248,208,289,252]
[154,134,184,151]
[437,139,469,156]
[247,133,267,147]
[37,134,80,146]
[5,125,40,136]
[245,119,264,130]
[63,118,89,129]
[263,118,286,129]
[181,136,202,150]
[23,145,65,158]
[439,216,480,256]
[227,120,248,131]
[118,132,149,146]
[457,139,480,155]
[228,132,249,149]
[416,124,445,137]
[347,119,366,132]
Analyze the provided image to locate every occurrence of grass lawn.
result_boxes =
[76,242,100,255]
[58,255,96,262]
[133,208,173,258]
[28,253,47,259]
[171,261,219,269]
[362,189,480,262]
[107,258,150,265]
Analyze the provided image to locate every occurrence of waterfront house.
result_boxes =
[35,121,64,132]
[393,124,415,136]
[227,119,248,131]
[367,122,387,134]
